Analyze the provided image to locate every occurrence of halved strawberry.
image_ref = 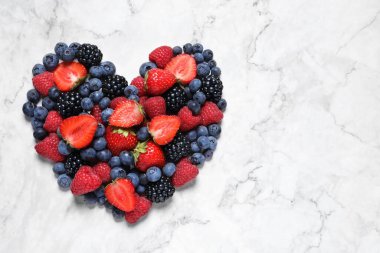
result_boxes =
[59,114,98,149]
[53,62,87,92]
[105,178,136,212]
[148,115,180,145]
[109,100,144,128]
[165,54,196,85]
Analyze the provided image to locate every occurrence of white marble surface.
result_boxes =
[1,0,380,252]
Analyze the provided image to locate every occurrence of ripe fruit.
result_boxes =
[105,178,136,212]
[177,106,202,131]
[134,141,165,172]
[148,115,180,145]
[131,76,146,96]
[125,195,152,224]
[163,132,191,163]
[32,72,55,96]
[76,43,103,68]
[109,100,144,128]
[149,46,173,68]
[165,54,196,84]
[93,162,111,183]
[171,158,199,187]
[35,133,65,162]
[70,166,102,195]
[102,75,128,100]
[43,111,63,133]
[105,126,138,156]
[53,62,87,92]
[60,114,98,149]
[109,96,128,110]
[145,69,176,95]
[91,105,103,123]
[143,96,166,119]
[200,102,223,125]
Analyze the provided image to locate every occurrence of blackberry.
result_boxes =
[145,176,175,203]
[200,74,223,103]
[164,132,191,163]
[56,91,83,118]
[163,84,188,114]
[101,75,128,99]
[76,43,103,68]
[65,152,83,178]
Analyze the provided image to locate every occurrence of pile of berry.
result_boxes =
[22,42,226,224]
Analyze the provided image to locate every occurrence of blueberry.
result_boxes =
[69,42,81,54]
[94,186,105,198]
[42,53,59,71]
[81,97,94,110]
[62,47,76,62]
[33,128,48,140]
[27,89,40,103]
[217,98,227,111]
[58,140,72,155]
[101,108,113,123]
[79,83,91,97]
[187,130,197,141]
[101,61,116,76]
[57,174,71,189]
[192,43,203,53]
[208,60,217,68]
[89,78,102,91]
[42,97,56,111]
[183,43,193,54]
[139,174,148,185]
[193,53,204,63]
[128,95,140,102]
[89,90,104,103]
[197,136,210,150]
[127,173,140,187]
[112,207,125,219]
[197,63,210,77]
[84,193,98,205]
[203,49,213,61]
[34,106,48,120]
[89,65,104,78]
[53,162,65,174]
[109,156,121,168]
[211,67,221,77]
[97,196,106,205]
[208,124,221,138]
[99,97,111,109]
[48,87,60,101]
[56,128,62,138]
[80,147,97,161]
[197,125,208,137]
[119,151,134,166]
[54,42,68,58]
[163,163,176,177]
[146,167,162,182]
[193,91,206,105]
[204,150,213,160]
[124,85,139,97]
[190,153,205,165]
[184,87,192,98]
[93,137,107,151]
[189,79,202,93]
[110,167,127,180]
[31,118,44,130]
[173,46,182,55]
[136,185,145,194]
[139,62,157,77]
[32,63,46,76]
[187,100,201,115]
[191,142,200,153]
[208,136,217,151]
[95,123,105,137]
[137,126,149,141]
[97,149,112,161]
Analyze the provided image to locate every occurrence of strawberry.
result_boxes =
[32,72,55,96]
[131,76,146,96]
[109,96,128,110]
[178,106,202,131]
[171,158,199,187]
[60,114,98,149]
[105,178,136,212]
[165,54,196,85]
[34,133,65,162]
[145,69,176,95]
[149,46,173,69]
[148,115,180,145]
[109,100,144,128]
[43,111,63,133]
[91,105,103,123]
[200,102,224,125]
[134,141,165,172]
[70,166,102,196]
[105,126,138,156]
[143,96,166,119]
[53,62,87,92]
[125,195,152,224]
[93,162,111,183]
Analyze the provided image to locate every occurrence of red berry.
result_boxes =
[165,54,196,85]
[200,102,223,126]
[34,133,65,162]
[110,96,128,110]
[148,115,180,145]
[149,46,173,69]
[145,69,176,96]
[131,76,146,96]
[43,111,63,133]
[125,195,152,224]
[178,106,202,131]
[32,72,55,96]
[70,166,102,196]
[134,141,165,172]
[105,178,136,212]
[171,158,199,187]
[91,105,103,124]
[139,96,148,106]
[105,126,138,156]
[93,162,111,183]
[143,96,166,119]
[53,62,87,92]
[109,100,144,128]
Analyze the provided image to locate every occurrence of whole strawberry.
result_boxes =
[149,46,173,69]
[145,69,176,96]
[178,106,202,131]
[200,101,224,125]
[143,96,166,119]
[125,195,152,224]
[32,72,55,96]
[134,141,165,172]
[70,166,102,195]
[93,162,111,183]
[35,133,65,162]
[171,158,199,187]
[131,76,146,96]
[43,111,63,133]
[105,126,138,156]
